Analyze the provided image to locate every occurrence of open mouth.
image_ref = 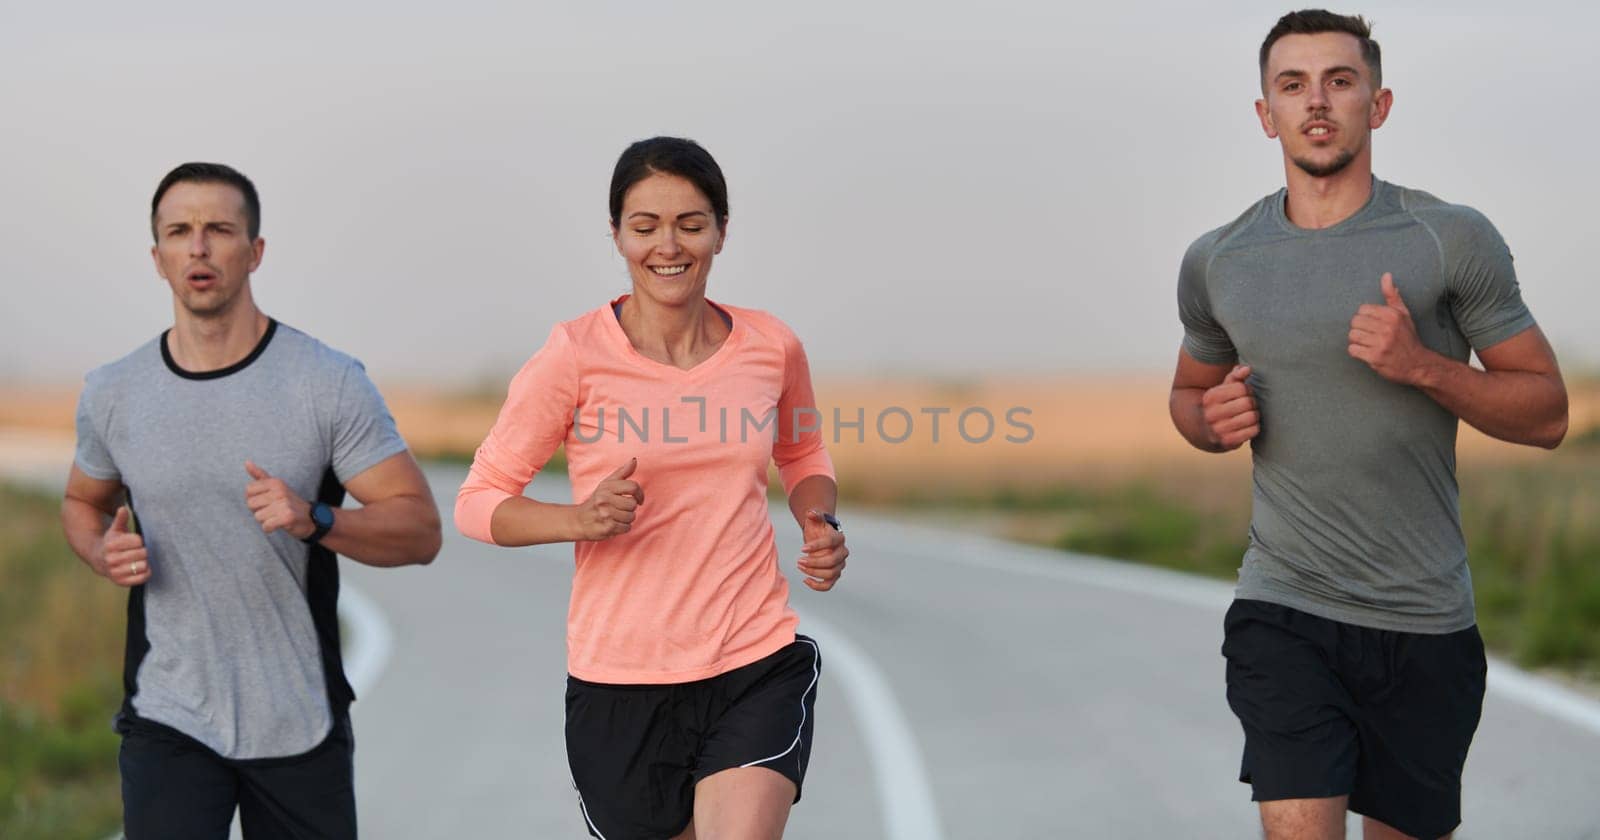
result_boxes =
[649,264,689,277]
[185,269,219,287]
[1304,123,1336,140]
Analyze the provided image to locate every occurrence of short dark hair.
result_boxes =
[609,137,729,230]
[150,162,261,241]
[1260,9,1382,89]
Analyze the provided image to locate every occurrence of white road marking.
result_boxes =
[798,608,946,840]
[340,583,393,697]
[1484,660,1600,737]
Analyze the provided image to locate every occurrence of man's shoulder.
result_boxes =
[266,322,369,379]
[82,335,164,394]
[1185,191,1280,264]
[1381,180,1501,240]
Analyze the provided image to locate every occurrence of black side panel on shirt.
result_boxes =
[308,468,355,713]
[118,491,151,728]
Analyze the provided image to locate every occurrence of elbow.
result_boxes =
[407,507,444,566]
[406,499,444,563]
[1534,389,1570,450]
[1168,391,1213,453]
[452,492,500,546]
[1535,413,1569,450]
[451,500,479,547]
[1174,423,1224,454]
[418,518,444,565]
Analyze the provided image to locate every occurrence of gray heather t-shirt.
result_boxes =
[1178,178,1536,633]
[74,321,407,759]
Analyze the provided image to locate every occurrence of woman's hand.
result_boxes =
[797,509,847,591]
[574,458,645,541]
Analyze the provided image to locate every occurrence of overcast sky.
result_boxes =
[3,1,1594,385]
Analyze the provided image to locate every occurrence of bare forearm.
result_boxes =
[1170,387,1225,452]
[321,495,442,567]
[488,495,583,547]
[1413,353,1568,448]
[787,474,837,527]
[60,495,112,572]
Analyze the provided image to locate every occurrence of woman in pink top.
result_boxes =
[455,137,848,840]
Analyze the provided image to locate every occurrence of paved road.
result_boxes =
[344,466,1600,839]
[4,447,1593,837]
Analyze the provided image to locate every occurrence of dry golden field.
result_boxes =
[3,375,1596,492]
[4,375,1598,699]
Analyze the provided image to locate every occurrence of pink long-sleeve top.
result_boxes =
[455,297,835,684]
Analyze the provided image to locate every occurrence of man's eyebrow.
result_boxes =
[1275,65,1362,83]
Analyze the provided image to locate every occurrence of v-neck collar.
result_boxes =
[602,295,743,377]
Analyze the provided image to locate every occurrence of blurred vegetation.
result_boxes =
[1462,450,1600,672]
[860,427,1600,678]
[422,443,567,474]
[0,483,125,839]
[885,480,1252,580]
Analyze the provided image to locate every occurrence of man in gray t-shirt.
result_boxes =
[1170,12,1568,840]
[62,163,442,839]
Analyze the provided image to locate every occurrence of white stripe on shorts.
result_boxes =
[573,777,609,840]
[739,636,821,770]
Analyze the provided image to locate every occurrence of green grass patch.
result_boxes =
[1567,423,1600,450]
[880,481,1250,581]
[0,482,125,840]
[859,452,1600,676]
[1049,485,1250,581]
[1460,459,1600,671]
[423,444,568,474]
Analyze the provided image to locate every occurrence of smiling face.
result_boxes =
[612,172,726,309]
[1256,31,1392,179]
[150,180,264,319]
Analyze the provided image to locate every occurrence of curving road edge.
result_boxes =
[797,609,947,840]
[339,584,394,699]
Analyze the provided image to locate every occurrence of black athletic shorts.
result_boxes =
[565,635,821,840]
[1223,599,1486,839]
[117,713,356,840]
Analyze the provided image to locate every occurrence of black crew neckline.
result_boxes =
[161,319,278,380]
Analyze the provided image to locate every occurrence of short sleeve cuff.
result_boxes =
[1465,311,1537,353]
[1182,335,1238,366]
[333,439,410,486]
[73,455,120,483]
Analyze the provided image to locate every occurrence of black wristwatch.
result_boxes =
[821,512,842,531]
[302,502,336,545]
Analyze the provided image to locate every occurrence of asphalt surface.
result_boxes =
[7,451,1592,838]
[341,466,1600,839]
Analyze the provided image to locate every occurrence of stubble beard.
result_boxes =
[1290,147,1358,178]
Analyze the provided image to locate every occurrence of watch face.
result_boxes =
[312,503,335,529]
